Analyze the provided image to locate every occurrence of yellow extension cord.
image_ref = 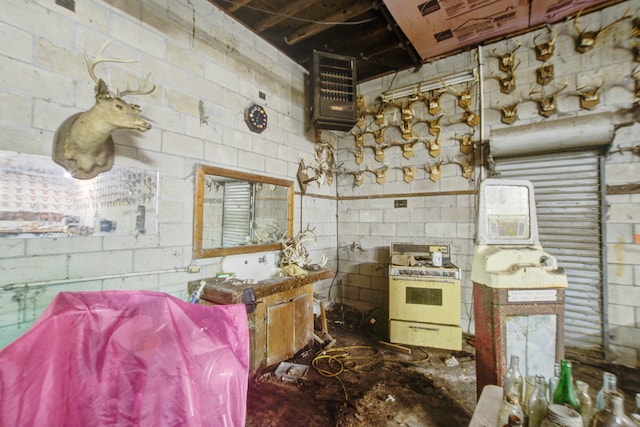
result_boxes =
[311,345,431,401]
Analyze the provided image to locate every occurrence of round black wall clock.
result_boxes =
[245,104,268,133]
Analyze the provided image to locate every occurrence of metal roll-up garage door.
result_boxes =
[492,150,604,355]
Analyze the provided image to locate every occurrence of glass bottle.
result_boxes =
[590,390,635,427]
[631,393,640,425]
[504,414,523,427]
[548,362,561,401]
[504,355,524,400]
[552,359,580,413]
[596,372,618,411]
[524,375,537,415]
[541,404,583,427]
[528,375,549,427]
[498,392,524,427]
[576,380,593,427]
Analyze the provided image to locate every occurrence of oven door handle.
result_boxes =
[409,325,440,332]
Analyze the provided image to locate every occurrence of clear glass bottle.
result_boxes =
[524,375,536,415]
[590,390,635,427]
[499,392,524,427]
[541,404,583,427]
[504,355,524,400]
[552,359,580,412]
[596,372,618,411]
[631,393,640,425]
[576,380,593,427]
[548,362,561,401]
[528,375,549,427]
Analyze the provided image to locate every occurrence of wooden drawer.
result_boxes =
[389,319,462,351]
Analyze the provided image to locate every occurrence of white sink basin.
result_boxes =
[220,252,280,281]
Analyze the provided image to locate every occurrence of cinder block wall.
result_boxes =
[336,1,640,367]
[0,0,337,346]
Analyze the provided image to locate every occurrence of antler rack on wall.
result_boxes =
[380,69,477,103]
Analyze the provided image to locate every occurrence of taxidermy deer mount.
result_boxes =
[53,40,155,179]
[572,8,630,53]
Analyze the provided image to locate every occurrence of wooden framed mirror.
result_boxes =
[193,164,294,259]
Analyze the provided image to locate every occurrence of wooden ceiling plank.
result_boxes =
[254,0,311,32]
[227,0,252,13]
[284,1,375,46]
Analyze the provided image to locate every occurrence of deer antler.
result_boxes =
[416,133,441,158]
[453,132,475,154]
[420,88,447,116]
[364,163,389,185]
[394,165,415,183]
[83,39,155,98]
[490,43,521,72]
[450,156,475,181]
[425,161,443,182]
[391,138,418,159]
[573,8,631,53]
[493,99,522,125]
[575,76,606,110]
[533,26,557,62]
[529,82,568,117]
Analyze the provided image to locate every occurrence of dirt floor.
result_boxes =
[245,307,640,427]
[246,307,477,427]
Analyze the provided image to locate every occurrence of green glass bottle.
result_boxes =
[552,359,581,412]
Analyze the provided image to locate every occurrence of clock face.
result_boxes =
[245,104,268,133]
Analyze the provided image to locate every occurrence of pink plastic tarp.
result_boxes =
[0,290,249,427]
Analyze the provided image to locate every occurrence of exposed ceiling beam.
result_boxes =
[284,0,376,46]
[226,0,251,13]
[254,0,312,32]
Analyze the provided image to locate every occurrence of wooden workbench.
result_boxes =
[188,269,334,372]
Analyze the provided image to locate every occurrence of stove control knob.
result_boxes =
[540,256,554,267]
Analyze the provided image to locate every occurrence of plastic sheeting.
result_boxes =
[0,290,249,427]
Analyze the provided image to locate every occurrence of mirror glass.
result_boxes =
[193,164,293,258]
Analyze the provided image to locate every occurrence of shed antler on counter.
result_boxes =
[53,40,155,179]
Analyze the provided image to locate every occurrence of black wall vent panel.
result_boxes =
[310,51,357,131]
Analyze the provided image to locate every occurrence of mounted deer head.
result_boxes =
[365,164,389,185]
[446,78,478,110]
[421,88,447,115]
[426,162,443,182]
[392,139,418,160]
[629,39,640,63]
[53,40,155,179]
[533,26,557,62]
[573,8,631,53]
[417,133,441,158]
[395,165,415,183]
[450,156,475,181]
[494,100,521,125]
[489,63,519,95]
[352,131,365,148]
[632,16,640,38]
[491,43,521,73]
[529,82,568,117]
[631,66,640,97]
[453,132,475,154]
[424,113,444,137]
[575,76,605,110]
[536,64,554,86]
[449,107,480,127]
[364,143,390,163]
[353,146,364,165]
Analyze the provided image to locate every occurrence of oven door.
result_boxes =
[389,276,460,325]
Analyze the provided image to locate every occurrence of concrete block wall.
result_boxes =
[336,1,640,367]
[0,0,336,347]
